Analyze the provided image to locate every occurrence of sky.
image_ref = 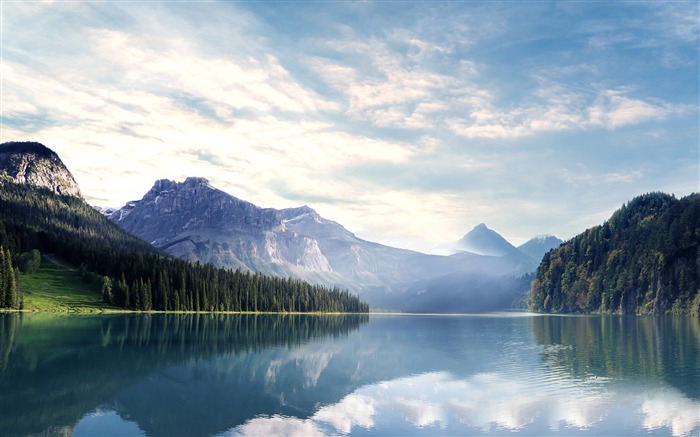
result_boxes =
[2,1,698,253]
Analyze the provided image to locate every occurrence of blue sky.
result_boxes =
[2,1,698,252]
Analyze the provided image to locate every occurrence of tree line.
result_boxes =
[530,192,699,315]
[0,179,369,313]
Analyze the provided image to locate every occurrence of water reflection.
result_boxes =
[228,315,700,436]
[0,313,368,437]
[530,315,700,400]
[231,370,698,436]
[1,313,698,436]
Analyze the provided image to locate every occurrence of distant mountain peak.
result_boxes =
[517,234,563,262]
[530,234,558,241]
[0,141,81,197]
[456,224,519,257]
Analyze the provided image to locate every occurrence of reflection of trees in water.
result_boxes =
[0,313,368,437]
[530,315,700,400]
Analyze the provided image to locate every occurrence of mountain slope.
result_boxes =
[517,235,563,261]
[530,192,700,315]
[0,141,81,197]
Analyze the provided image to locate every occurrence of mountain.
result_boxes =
[455,223,520,257]
[517,235,563,261]
[530,192,700,315]
[107,178,537,311]
[0,141,81,197]
[453,223,543,275]
[108,178,449,289]
[109,177,350,287]
[0,142,368,313]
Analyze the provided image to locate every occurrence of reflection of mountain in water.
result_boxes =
[0,313,368,437]
[106,315,525,436]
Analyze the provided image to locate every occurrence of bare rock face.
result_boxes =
[0,142,82,197]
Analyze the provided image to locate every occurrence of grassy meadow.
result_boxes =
[15,255,116,313]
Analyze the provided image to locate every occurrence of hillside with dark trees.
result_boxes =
[530,192,699,315]
[0,177,368,313]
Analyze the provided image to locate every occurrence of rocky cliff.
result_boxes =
[0,142,81,197]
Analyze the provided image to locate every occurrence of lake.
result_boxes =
[0,312,698,436]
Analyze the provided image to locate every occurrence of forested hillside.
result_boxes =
[0,178,368,313]
[530,192,699,315]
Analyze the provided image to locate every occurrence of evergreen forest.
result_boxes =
[530,192,700,315]
[0,178,369,313]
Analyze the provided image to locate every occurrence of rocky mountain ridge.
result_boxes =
[106,177,557,310]
[0,141,81,197]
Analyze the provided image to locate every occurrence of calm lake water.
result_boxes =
[0,312,698,436]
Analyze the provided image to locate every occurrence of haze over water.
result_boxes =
[1,313,698,436]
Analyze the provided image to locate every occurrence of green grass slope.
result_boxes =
[17,255,115,313]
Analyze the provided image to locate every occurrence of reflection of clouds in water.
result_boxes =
[229,371,700,436]
[315,394,375,433]
[228,415,330,437]
[640,388,700,437]
[392,397,444,428]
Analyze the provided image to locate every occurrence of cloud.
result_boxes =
[447,84,687,140]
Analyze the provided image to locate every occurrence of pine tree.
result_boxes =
[143,279,152,311]
[117,274,129,308]
[4,248,17,309]
[0,246,6,308]
[101,276,113,304]
[131,279,141,310]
